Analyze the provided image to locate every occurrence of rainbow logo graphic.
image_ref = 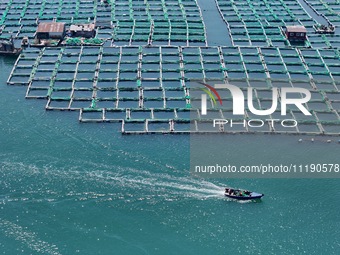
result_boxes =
[198,82,223,115]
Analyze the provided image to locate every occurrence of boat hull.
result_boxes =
[0,48,22,56]
[225,191,264,200]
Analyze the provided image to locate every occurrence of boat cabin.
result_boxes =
[0,39,15,52]
[285,26,307,41]
[0,37,22,56]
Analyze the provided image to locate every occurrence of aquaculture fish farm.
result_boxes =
[2,0,340,135]
[0,0,207,45]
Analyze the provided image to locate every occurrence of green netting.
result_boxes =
[65,37,82,45]
[3,1,340,134]
[216,0,340,49]
[0,0,207,46]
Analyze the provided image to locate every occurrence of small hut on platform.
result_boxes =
[285,26,307,42]
[68,24,96,38]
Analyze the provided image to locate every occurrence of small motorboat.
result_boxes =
[0,38,22,56]
[225,188,264,200]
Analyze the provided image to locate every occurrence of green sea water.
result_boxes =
[1,53,340,255]
[1,0,340,251]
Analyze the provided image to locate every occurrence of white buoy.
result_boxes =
[311,138,314,142]
[298,139,302,143]
[327,140,331,143]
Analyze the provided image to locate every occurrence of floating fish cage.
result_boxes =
[7,45,340,135]
[0,0,207,46]
[2,0,340,135]
[215,0,340,48]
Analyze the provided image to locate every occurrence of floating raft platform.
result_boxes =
[0,0,207,47]
[215,0,340,49]
[2,0,340,135]
[6,45,340,135]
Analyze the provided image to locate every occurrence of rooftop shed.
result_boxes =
[285,26,307,41]
[36,22,66,39]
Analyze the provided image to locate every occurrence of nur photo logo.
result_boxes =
[198,81,312,129]
[198,82,223,115]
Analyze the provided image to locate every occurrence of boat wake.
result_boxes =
[0,218,61,255]
[0,161,227,203]
[73,167,227,201]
